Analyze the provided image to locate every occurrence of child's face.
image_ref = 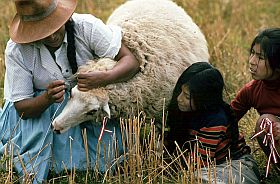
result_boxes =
[249,44,274,80]
[177,84,195,112]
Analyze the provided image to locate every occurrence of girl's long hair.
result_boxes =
[166,62,239,151]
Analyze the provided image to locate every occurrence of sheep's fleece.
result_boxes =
[52,0,209,133]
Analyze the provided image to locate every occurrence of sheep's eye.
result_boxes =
[86,109,98,115]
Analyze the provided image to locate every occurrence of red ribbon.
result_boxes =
[251,118,280,177]
[98,117,112,141]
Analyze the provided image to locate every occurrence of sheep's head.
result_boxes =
[52,86,110,134]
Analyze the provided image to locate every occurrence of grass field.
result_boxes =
[0,0,280,183]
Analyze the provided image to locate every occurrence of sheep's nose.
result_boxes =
[54,129,61,134]
[51,122,61,134]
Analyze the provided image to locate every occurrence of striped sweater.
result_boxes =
[167,107,250,165]
[188,125,249,165]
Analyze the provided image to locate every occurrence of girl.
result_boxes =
[231,28,280,171]
[166,62,259,183]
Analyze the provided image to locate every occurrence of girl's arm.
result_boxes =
[230,84,252,121]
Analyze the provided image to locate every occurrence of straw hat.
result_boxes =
[10,0,77,43]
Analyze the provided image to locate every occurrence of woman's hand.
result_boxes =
[46,80,66,103]
[15,80,66,119]
[77,71,108,91]
[77,42,140,92]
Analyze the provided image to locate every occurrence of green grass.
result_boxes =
[0,0,280,183]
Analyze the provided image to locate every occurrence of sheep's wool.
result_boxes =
[104,0,209,120]
[52,0,209,132]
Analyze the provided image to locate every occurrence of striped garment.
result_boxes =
[188,125,250,165]
[167,107,251,166]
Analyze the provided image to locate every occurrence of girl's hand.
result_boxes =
[77,71,108,91]
[46,80,66,103]
[273,121,280,141]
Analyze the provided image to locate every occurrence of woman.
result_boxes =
[166,62,260,183]
[0,0,139,182]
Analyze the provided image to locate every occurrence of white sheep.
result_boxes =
[52,0,209,133]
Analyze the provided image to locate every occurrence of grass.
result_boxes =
[0,116,264,183]
[1,0,280,183]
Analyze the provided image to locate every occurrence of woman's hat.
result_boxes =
[10,0,77,43]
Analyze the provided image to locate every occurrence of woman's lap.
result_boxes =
[0,93,124,183]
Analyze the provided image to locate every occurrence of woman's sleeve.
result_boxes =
[75,14,122,59]
[4,40,34,102]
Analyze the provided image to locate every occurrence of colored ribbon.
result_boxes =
[251,118,280,177]
[98,117,112,141]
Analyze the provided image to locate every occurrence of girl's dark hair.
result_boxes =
[250,28,280,71]
[169,62,224,112]
[65,19,78,74]
[166,62,239,151]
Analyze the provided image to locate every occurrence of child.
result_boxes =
[231,28,280,171]
[166,62,260,183]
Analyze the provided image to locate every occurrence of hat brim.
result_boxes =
[9,0,77,44]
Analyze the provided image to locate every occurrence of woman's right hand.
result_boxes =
[14,80,66,119]
[46,80,66,103]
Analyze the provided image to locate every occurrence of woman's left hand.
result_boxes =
[77,43,139,92]
[77,70,108,91]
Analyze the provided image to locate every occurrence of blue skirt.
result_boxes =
[0,92,124,183]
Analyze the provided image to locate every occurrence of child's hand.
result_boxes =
[46,80,65,103]
[273,121,280,141]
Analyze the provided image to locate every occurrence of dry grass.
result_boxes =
[0,115,256,183]
[1,0,280,183]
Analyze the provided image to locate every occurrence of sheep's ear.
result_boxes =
[103,103,111,118]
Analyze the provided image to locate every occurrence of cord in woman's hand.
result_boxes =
[46,80,66,103]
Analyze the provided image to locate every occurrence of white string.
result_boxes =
[31,95,66,175]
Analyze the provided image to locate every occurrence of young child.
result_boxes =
[231,28,280,171]
[166,62,260,183]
